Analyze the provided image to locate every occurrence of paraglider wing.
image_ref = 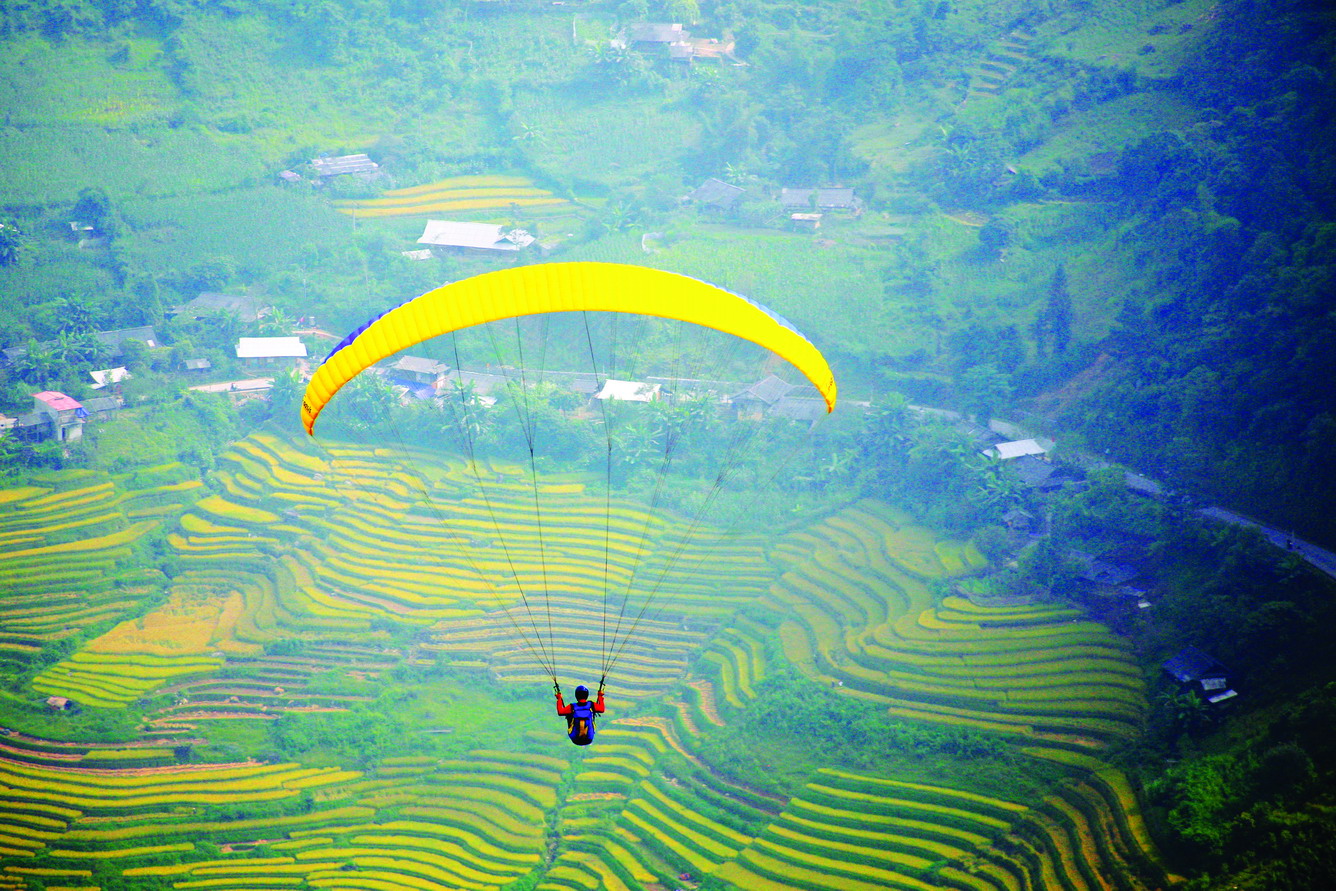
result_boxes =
[300,261,837,435]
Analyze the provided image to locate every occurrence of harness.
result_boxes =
[567,698,597,745]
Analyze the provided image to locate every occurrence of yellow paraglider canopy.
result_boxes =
[301,261,836,434]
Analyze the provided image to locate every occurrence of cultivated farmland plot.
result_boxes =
[0,433,1172,889]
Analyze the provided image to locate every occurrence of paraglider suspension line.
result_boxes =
[448,332,559,680]
[506,317,559,676]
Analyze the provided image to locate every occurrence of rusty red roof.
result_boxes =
[33,391,83,411]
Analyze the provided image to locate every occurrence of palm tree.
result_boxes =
[0,220,23,267]
[260,309,294,337]
[13,342,56,384]
[199,309,244,350]
[52,330,105,367]
[512,121,547,148]
[53,296,95,334]
[441,380,490,447]
[267,369,304,418]
[612,422,662,479]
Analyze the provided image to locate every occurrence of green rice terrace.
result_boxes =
[0,431,1175,890]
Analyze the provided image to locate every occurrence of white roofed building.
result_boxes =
[236,337,307,369]
[89,367,131,389]
[417,221,535,254]
[984,438,1051,460]
[310,153,380,177]
[595,380,661,403]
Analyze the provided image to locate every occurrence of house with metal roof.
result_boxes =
[1163,646,1237,704]
[390,356,449,390]
[596,380,661,403]
[90,367,131,389]
[625,22,687,43]
[779,187,863,212]
[236,337,308,369]
[417,221,535,254]
[32,391,87,442]
[310,153,380,177]
[93,326,159,356]
[687,178,746,211]
[732,374,796,408]
[174,292,267,323]
[984,438,1051,460]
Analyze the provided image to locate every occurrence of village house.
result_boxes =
[983,438,1051,460]
[0,412,41,441]
[596,380,661,403]
[771,396,828,423]
[417,220,535,255]
[236,337,307,370]
[687,178,746,213]
[46,696,75,712]
[731,373,796,416]
[624,22,687,46]
[81,396,122,422]
[780,188,863,214]
[1162,646,1237,704]
[727,375,827,423]
[94,325,159,357]
[679,36,736,63]
[89,366,131,390]
[173,292,268,324]
[1,393,117,444]
[184,357,213,373]
[389,356,449,391]
[1077,556,1140,589]
[310,153,380,178]
[32,391,87,442]
[620,23,735,64]
[0,325,158,370]
[790,212,822,231]
[1007,454,1074,493]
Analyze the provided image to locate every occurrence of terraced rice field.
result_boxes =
[0,745,563,891]
[545,713,1170,891]
[333,174,574,220]
[731,500,1149,750]
[177,433,770,698]
[966,29,1037,103]
[0,465,198,664]
[1,433,1172,889]
[32,431,772,704]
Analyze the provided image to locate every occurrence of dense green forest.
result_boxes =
[1,0,1334,888]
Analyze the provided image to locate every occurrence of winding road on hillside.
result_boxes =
[920,406,1336,582]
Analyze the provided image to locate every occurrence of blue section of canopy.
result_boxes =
[322,295,415,365]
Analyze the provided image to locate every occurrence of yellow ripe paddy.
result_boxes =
[334,175,572,218]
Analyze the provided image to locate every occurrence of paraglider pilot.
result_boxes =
[554,679,605,746]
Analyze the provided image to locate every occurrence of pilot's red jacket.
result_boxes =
[555,689,605,716]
